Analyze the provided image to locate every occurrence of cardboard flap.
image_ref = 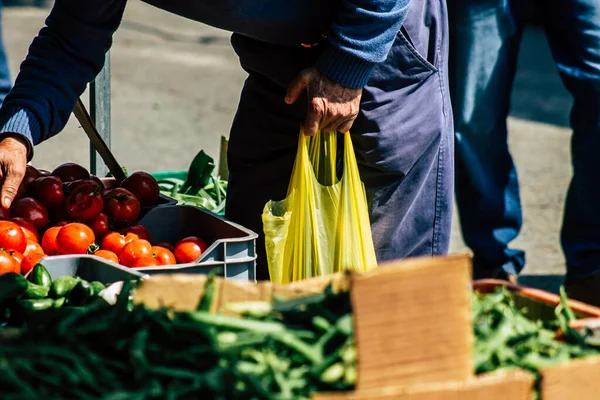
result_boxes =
[312,370,534,400]
[350,254,473,389]
[540,355,600,400]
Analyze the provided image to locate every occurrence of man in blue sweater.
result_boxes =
[0,0,452,280]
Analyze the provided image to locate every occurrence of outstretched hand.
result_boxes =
[0,136,28,209]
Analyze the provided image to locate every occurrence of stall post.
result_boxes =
[89,52,112,178]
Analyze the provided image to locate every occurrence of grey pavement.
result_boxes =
[3,3,574,291]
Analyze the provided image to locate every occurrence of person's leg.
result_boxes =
[351,0,453,261]
[540,0,600,303]
[448,0,527,279]
[225,36,316,280]
[0,1,11,105]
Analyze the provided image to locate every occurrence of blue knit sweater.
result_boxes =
[0,0,410,152]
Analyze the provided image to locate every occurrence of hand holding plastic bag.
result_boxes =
[262,131,377,283]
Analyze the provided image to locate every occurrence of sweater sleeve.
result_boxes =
[0,0,127,154]
[316,0,411,89]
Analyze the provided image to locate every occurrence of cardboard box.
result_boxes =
[134,254,473,390]
[540,355,600,400]
[312,370,534,400]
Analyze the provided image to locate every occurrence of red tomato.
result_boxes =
[0,221,27,253]
[10,250,24,266]
[10,198,49,230]
[24,240,44,257]
[152,246,176,266]
[0,208,10,220]
[119,224,150,242]
[93,249,119,264]
[20,165,42,197]
[23,165,41,187]
[41,226,61,255]
[53,221,70,227]
[56,223,95,255]
[0,248,20,274]
[119,239,152,267]
[31,176,64,209]
[10,217,39,243]
[20,252,45,275]
[173,236,209,264]
[64,180,104,222]
[89,175,105,189]
[103,188,141,226]
[155,242,174,252]
[87,213,110,241]
[50,206,71,225]
[101,232,139,255]
[51,162,90,182]
[120,171,160,207]
[131,256,160,268]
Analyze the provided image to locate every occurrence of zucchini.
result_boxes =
[24,282,50,299]
[89,281,106,296]
[0,273,28,304]
[18,298,55,311]
[50,276,80,298]
[28,264,52,289]
[67,280,94,307]
[53,297,66,308]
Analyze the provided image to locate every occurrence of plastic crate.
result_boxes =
[40,255,144,284]
[151,171,226,216]
[151,170,188,182]
[132,205,257,281]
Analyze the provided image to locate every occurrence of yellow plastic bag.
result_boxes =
[262,130,377,284]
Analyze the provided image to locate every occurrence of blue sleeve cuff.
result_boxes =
[0,106,38,161]
[315,45,376,89]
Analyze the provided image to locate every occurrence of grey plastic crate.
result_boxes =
[40,255,144,284]
[132,205,257,281]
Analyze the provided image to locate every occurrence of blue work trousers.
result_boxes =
[449,0,600,279]
[225,0,454,280]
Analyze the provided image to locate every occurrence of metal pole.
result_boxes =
[89,52,111,177]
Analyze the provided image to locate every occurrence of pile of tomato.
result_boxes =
[0,162,209,274]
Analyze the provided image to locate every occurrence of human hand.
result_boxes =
[0,136,28,209]
[285,67,362,135]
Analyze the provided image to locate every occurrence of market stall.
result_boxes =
[1,48,600,400]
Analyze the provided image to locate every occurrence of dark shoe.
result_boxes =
[565,273,600,308]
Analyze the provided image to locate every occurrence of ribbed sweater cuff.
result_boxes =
[316,46,376,89]
[0,106,37,161]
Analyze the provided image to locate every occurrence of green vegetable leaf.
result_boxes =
[183,150,215,194]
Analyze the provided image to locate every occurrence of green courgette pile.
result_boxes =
[0,264,119,327]
[473,287,600,398]
[0,278,355,399]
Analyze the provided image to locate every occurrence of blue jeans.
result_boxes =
[226,0,453,280]
[0,1,11,105]
[449,0,600,279]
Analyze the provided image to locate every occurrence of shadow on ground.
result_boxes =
[517,274,564,294]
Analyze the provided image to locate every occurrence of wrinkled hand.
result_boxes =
[0,137,27,209]
[285,67,362,135]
